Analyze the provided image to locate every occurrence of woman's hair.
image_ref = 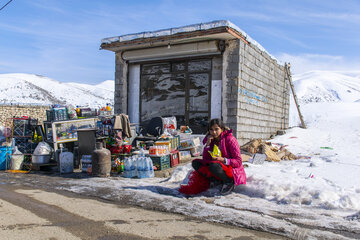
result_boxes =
[208,118,228,131]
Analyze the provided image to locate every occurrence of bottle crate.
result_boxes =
[170,150,179,167]
[150,154,170,171]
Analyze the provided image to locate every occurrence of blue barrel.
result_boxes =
[0,146,12,170]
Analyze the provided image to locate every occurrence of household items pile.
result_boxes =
[0,117,43,171]
[1,113,205,179]
[46,104,113,122]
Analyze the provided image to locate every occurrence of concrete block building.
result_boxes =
[100,20,290,145]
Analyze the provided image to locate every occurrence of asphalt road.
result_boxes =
[0,173,286,240]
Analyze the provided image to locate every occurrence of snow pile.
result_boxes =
[0,73,114,107]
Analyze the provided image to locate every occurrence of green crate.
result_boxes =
[150,154,170,171]
[46,108,68,122]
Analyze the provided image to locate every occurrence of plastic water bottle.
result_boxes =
[141,157,148,178]
[140,147,145,157]
[147,157,154,178]
[123,157,130,178]
[136,156,143,178]
[130,157,136,178]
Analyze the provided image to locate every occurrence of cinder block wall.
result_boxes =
[222,40,241,134]
[223,39,290,145]
[0,104,50,126]
[114,53,128,115]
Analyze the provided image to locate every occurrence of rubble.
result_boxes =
[240,139,298,163]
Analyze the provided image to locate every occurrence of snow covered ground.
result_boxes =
[58,71,360,239]
[1,70,359,238]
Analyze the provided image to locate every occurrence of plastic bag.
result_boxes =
[208,144,222,158]
[66,105,77,119]
[33,142,52,155]
[163,116,177,135]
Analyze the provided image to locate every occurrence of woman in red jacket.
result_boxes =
[191,118,246,195]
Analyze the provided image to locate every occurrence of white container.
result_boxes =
[59,152,74,174]
[11,154,24,170]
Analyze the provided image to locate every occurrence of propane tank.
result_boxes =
[91,142,111,177]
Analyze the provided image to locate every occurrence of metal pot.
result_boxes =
[32,154,51,164]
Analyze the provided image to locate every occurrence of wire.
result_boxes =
[0,0,14,11]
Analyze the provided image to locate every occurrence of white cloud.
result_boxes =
[275,53,360,74]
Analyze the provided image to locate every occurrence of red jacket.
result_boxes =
[202,129,246,185]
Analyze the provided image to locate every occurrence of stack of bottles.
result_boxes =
[122,150,154,178]
[148,145,169,156]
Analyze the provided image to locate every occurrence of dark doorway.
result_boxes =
[140,59,211,134]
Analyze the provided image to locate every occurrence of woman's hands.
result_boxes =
[212,156,225,162]
[205,135,214,147]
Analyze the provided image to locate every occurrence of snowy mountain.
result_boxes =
[293,71,360,104]
[0,73,114,107]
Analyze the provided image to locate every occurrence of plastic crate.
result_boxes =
[150,154,170,171]
[79,108,98,117]
[0,146,12,170]
[46,108,68,122]
[14,137,35,154]
[170,136,180,150]
[170,150,179,167]
[12,119,32,136]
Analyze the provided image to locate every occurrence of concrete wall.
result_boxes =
[0,104,50,126]
[114,53,128,115]
[223,39,289,145]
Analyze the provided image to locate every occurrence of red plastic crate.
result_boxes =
[170,150,179,167]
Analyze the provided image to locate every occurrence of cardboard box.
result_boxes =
[179,150,192,161]
[180,137,200,149]
[155,141,171,151]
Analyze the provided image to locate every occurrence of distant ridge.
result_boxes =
[1,71,359,108]
[292,71,360,104]
[0,73,114,107]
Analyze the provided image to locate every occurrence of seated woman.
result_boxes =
[180,118,246,195]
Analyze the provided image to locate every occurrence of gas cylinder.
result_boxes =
[92,142,111,177]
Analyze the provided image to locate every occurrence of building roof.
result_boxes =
[100,20,270,56]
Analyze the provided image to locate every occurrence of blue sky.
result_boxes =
[1,0,360,84]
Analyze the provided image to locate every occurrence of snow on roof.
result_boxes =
[101,20,272,58]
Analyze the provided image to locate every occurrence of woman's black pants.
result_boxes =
[192,160,233,183]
